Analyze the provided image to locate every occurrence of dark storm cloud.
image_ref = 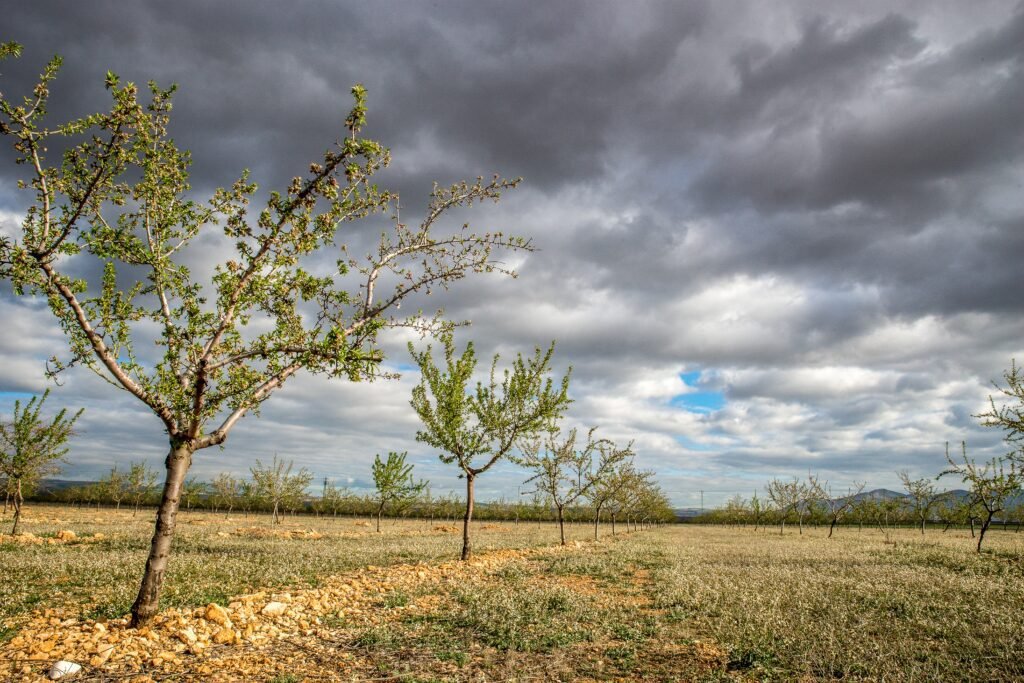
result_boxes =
[2,2,1023,504]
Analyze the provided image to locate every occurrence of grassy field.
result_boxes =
[2,505,1023,681]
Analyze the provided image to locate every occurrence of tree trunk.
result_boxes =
[920,517,926,535]
[977,512,993,553]
[272,500,280,525]
[593,504,603,540]
[557,505,566,545]
[130,441,194,627]
[11,478,23,535]
[611,512,616,536]
[970,517,976,538]
[828,518,837,538]
[376,502,384,533]
[461,474,475,561]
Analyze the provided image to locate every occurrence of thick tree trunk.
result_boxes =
[828,518,837,538]
[920,518,926,535]
[461,474,475,561]
[130,441,193,628]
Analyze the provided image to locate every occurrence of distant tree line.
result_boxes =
[18,454,675,534]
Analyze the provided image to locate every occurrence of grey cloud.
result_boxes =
[2,2,1023,504]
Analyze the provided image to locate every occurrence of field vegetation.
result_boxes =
[2,504,1023,681]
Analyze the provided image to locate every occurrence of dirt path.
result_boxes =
[3,540,736,682]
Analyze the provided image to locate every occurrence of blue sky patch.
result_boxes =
[671,370,725,413]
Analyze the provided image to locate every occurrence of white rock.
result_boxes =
[261,601,287,616]
[48,660,82,680]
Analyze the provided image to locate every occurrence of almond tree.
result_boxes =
[251,455,313,525]
[371,451,427,532]
[127,461,159,516]
[210,473,240,517]
[898,470,938,535]
[100,466,129,511]
[977,360,1024,464]
[520,428,629,545]
[410,332,571,560]
[0,45,530,626]
[940,442,1021,552]
[585,444,636,539]
[0,389,82,534]
[766,477,808,535]
[808,475,866,538]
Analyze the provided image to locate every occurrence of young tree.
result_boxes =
[940,442,1021,552]
[410,332,571,559]
[371,451,427,532]
[100,466,129,511]
[126,461,159,516]
[0,46,530,625]
[210,473,241,517]
[520,428,629,545]
[898,470,939,535]
[251,456,313,525]
[977,360,1024,464]
[180,476,206,513]
[749,491,766,532]
[808,475,866,538]
[585,444,636,539]
[766,477,808,536]
[0,390,82,534]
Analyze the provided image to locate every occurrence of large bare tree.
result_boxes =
[0,44,530,625]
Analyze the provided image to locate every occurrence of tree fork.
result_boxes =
[130,440,193,627]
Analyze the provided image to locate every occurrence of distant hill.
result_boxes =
[36,478,97,493]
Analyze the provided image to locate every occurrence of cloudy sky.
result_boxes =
[2,1,1022,507]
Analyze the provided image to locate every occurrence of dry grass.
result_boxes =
[2,506,1023,681]
[0,504,603,625]
[650,524,1024,680]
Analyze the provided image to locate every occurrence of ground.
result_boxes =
[2,506,1023,681]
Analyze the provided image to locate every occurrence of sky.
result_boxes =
[1,1,1023,507]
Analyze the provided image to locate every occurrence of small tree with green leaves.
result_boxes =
[371,451,427,532]
[126,461,159,516]
[977,360,1024,465]
[100,466,129,511]
[180,476,206,513]
[251,455,313,524]
[410,332,571,559]
[0,44,530,625]
[0,390,82,534]
[898,470,939,535]
[940,442,1021,552]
